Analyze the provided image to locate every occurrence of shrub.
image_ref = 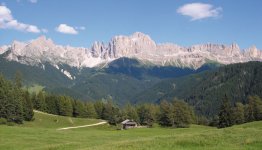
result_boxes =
[6,122,15,126]
[0,118,7,125]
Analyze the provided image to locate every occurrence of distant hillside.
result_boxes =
[0,55,214,103]
[0,54,73,88]
[134,61,262,117]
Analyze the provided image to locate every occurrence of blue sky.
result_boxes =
[0,0,262,49]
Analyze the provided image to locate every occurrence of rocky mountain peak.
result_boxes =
[231,43,240,50]
[1,32,262,69]
[245,45,261,58]
[30,35,55,48]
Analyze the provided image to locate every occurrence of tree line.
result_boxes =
[0,72,33,124]
[30,92,196,128]
[1,72,262,129]
[216,95,262,128]
[0,72,195,127]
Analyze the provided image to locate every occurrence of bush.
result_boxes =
[0,118,7,125]
[6,122,15,126]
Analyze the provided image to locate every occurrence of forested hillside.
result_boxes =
[134,61,262,117]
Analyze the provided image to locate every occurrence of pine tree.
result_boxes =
[86,102,97,118]
[137,104,156,127]
[22,91,34,121]
[102,100,122,125]
[159,100,173,126]
[35,91,46,112]
[57,96,73,116]
[218,95,233,128]
[94,101,104,119]
[172,100,193,128]
[72,100,87,117]
[124,103,139,123]
[12,73,24,124]
[231,102,245,124]
[246,96,262,121]
[102,100,114,121]
[0,75,11,120]
[252,96,262,120]
[45,95,59,115]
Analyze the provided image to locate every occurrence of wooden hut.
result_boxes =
[121,119,137,129]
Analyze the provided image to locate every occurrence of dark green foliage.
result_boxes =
[135,61,262,118]
[158,99,194,128]
[35,91,46,112]
[246,96,262,122]
[0,74,34,124]
[172,100,194,128]
[231,102,245,125]
[218,95,233,128]
[102,101,122,125]
[14,71,23,88]
[123,103,139,123]
[57,96,73,116]
[85,102,97,118]
[195,115,209,126]
[45,95,59,115]
[0,118,7,124]
[137,104,158,127]
[209,115,219,127]
[159,100,173,126]
[72,100,87,117]
[22,91,34,121]
[0,55,73,89]
[94,101,104,119]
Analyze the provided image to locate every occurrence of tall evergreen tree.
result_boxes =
[72,100,87,117]
[86,102,97,118]
[12,73,24,124]
[94,101,104,119]
[218,95,233,128]
[0,75,12,120]
[172,100,193,128]
[35,91,46,112]
[57,96,73,116]
[246,96,262,121]
[231,102,245,124]
[124,103,139,123]
[137,104,156,127]
[22,91,34,121]
[45,95,59,115]
[159,100,173,126]
[252,96,262,121]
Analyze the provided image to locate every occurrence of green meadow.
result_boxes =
[0,111,261,150]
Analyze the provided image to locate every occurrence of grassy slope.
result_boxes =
[0,112,262,150]
[23,111,102,129]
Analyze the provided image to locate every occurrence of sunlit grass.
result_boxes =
[0,112,261,150]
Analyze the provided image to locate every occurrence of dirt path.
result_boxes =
[57,121,107,130]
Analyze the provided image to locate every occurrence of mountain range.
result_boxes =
[1,32,262,116]
[1,32,261,78]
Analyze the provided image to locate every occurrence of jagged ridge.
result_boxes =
[1,32,262,70]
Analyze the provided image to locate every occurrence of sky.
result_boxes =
[0,0,262,49]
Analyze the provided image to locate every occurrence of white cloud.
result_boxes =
[28,0,38,3]
[0,5,41,33]
[26,25,40,33]
[0,5,12,21]
[177,3,222,21]
[56,24,78,34]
